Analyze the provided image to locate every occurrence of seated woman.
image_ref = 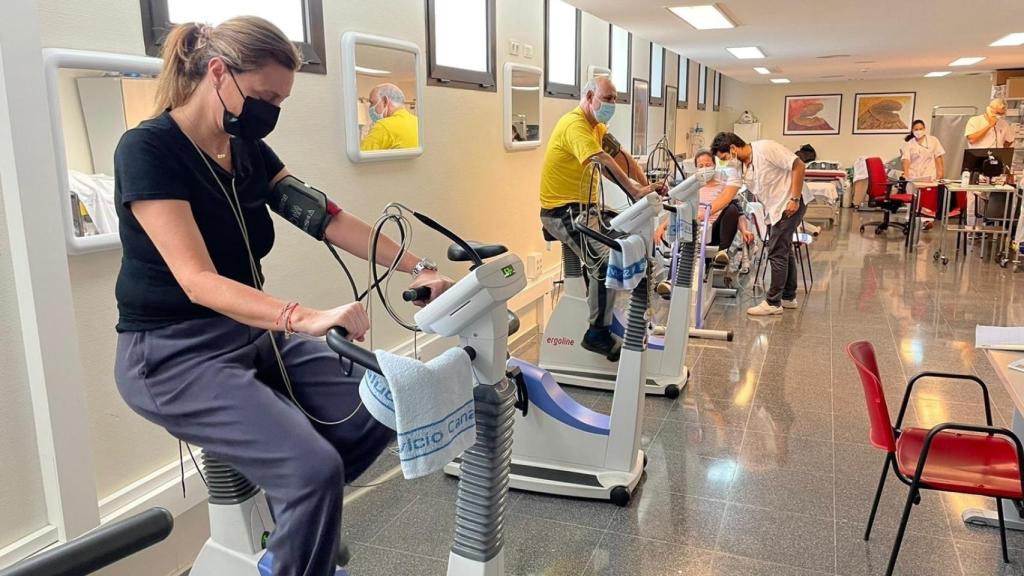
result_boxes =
[655,150,754,256]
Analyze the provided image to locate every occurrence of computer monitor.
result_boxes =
[961,148,1014,178]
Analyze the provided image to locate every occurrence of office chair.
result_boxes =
[859,157,913,236]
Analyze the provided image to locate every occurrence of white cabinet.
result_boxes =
[733,122,761,143]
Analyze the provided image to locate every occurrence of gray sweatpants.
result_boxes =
[540,204,614,328]
[114,316,394,576]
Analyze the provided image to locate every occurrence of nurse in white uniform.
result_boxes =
[900,119,945,230]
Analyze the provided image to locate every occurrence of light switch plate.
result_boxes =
[509,39,521,56]
[524,44,534,59]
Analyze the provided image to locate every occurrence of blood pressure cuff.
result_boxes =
[602,132,623,157]
[269,175,339,241]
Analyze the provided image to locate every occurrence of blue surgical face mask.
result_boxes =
[696,167,717,184]
[368,101,384,124]
[595,101,616,124]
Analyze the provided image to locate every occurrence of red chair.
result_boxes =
[859,157,915,236]
[847,340,1024,576]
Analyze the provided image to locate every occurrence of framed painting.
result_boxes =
[853,92,916,134]
[631,77,649,156]
[783,94,842,135]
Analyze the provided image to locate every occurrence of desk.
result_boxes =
[961,349,1024,531]
[934,183,1017,265]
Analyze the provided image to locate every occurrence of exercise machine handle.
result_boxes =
[570,220,622,251]
[402,286,432,302]
[0,508,173,576]
[326,327,382,374]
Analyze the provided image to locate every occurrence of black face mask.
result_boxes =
[217,69,280,140]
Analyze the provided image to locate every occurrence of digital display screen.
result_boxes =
[502,265,516,278]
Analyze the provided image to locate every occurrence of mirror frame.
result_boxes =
[503,62,543,152]
[42,48,163,255]
[341,31,425,163]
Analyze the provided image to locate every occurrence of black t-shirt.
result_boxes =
[114,111,284,332]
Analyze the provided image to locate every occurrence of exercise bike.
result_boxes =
[185,204,526,576]
[539,173,707,398]
[448,193,662,506]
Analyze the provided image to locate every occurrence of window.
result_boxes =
[544,0,581,98]
[713,71,722,111]
[649,43,664,106]
[677,56,689,109]
[140,0,326,74]
[608,25,631,103]
[697,63,708,111]
[426,0,497,91]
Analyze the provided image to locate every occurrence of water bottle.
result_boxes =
[961,170,970,185]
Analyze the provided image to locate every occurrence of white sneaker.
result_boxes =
[781,299,799,309]
[747,301,783,316]
[652,325,667,336]
[714,250,731,268]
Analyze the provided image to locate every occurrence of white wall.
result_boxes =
[718,75,992,167]
[0,179,49,550]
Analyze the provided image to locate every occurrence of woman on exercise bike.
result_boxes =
[112,17,452,576]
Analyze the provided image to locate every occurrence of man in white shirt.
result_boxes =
[965,99,1016,228]
[712,132,812,316]
[965,99,1015,150]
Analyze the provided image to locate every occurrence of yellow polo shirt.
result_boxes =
[360,108,419,151]
[539,107,607,209]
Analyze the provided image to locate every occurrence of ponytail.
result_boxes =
[152,16,302,115]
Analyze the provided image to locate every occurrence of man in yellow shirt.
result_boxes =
[360,83,419,151]
[540,76,663,357]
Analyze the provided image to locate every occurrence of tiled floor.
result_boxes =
[341,209,1024,576]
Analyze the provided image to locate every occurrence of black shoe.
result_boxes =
[581,328,615,356]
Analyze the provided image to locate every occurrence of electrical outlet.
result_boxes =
[509,39,521,56]
[523,44,534,59]
[526,253,543,279]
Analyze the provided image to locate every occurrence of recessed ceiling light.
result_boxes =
[753,67,771,75]
[727,46,765,59]
[949,57,985,66]
[666,5,735,30]
[991,33,1024,47]
[770,78,790,84]
[925,71,951,77]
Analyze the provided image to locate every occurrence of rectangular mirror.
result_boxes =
[43,49,163,254]
[503,63,542,151]
[664,85,678,150]
[341,32,424,162]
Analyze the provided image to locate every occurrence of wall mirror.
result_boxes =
[503,63,542,151]
[43,49,163,254]
[631,78,649,156]
[341,32,425,162]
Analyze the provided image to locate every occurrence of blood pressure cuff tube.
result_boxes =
[269,175,340,241]
[602,132,623,157]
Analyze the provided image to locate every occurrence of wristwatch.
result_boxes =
[411,258,438,277]
[787,197,801,204]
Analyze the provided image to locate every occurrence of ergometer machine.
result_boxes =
[539,172,707,398]
[448,193,662,505]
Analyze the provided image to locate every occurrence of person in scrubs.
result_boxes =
[900,119,945,230]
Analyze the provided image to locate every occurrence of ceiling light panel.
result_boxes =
[727,46,765,59]
[666,5,735,30]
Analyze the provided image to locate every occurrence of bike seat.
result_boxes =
[447,241,508,262]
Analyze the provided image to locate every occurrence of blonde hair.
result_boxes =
[153,16,302,113]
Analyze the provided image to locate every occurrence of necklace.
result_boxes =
[178,108,230,160]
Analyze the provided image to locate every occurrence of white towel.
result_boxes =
[358,348,476,479]
[606,234,647,291]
